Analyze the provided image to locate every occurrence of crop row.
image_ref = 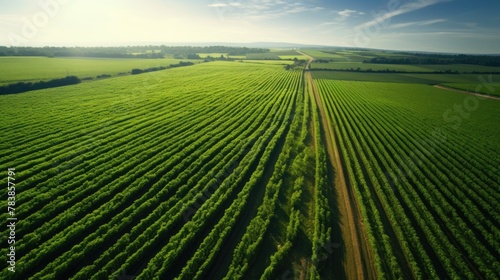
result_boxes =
[221,72,301,280]
[0,63,303,279]
[136,69,302,279]
[316,80,500,279]
[13,78,272,278]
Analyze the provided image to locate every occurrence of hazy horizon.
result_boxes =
[1,0,499,54]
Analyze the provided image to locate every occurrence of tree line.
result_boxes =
[0,76,80,95]
[0,46,269,59]
[131,61,194,75]
[365,54,500,67]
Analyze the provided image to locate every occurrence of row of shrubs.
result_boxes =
[131,61,194,75]
[0,76,80,95]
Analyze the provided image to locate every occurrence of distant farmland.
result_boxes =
[0,57,196,85]
[1,48,499,279]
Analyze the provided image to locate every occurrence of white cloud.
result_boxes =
[317,8,363,28]
[389,18,446,29]
[208,2,242,8]
[319,22,337,27]
[338,9,363,18]
[420,18,446,25]
[212,0,324,20]
[356,0,452,30]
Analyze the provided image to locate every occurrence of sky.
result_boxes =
[0,0,499,54]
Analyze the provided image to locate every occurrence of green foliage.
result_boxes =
[0,45,269,58]
[312,70,500,86]
[311,62,433,72]
[2,53,497,280]
[367,54,500,67]
[0,61,303,279]
[443,82,500,96]
[317,79,500,279]
[246,52,281,60]
[0,76,80,94]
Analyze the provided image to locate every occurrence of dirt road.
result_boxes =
[300,51,376,279]
[434,84,500,101]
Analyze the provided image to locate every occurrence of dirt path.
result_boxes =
[434,84,500,101]
[300,51,376,279]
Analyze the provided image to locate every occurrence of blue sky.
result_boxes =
[0,0,499,53]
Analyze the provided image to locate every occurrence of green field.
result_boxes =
[312,62,500,73]
[311,71,439,83]
[316,80,500,279]
[0,61,328,279]
[245,52,282,60]
[306,50,500,76]
[196,53,227,58]
[300,50,346,60]
[228,55,247,59]
[443,82,500,96]
[312,62,433,72]
[312,69,500,86]
[269,49,300,56]
[268,49,308,60]
[0,57,194,85]
[1,50,499,279]
[239,59,294,65]
[301,49,397,62]
[423,64,500,73]
[196,53,249,59]
[279,55,308,60]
